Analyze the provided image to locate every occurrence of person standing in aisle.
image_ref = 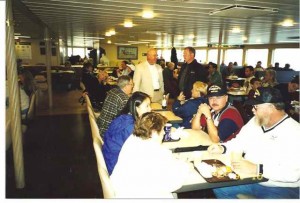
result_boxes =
[178,47,208,99]
[133,48,164,103]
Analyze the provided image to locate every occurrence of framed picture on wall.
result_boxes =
[117,46,138,60]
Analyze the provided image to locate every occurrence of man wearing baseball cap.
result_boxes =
[209,87,300,199]
[191,84,244,143]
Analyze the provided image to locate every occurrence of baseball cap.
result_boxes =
[207,85,227,97]
[245,87,283,105]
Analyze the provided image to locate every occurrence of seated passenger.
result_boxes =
[274,75,299,117]
[102,91,151,175]
[209,87,300,199]
[191,85,244,143]
[208,62,223,87]
[172,81,208,129]
[111,112,190,198]
[97,75,133,136]
[248,77,262,100]
[261,69,278,87]
[243,66,255,94]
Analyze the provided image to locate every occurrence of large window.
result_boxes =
[246,49,268,68]
[67,47,86,58]
[273,48,300,71]
[207,49,223,64]
[195,50,207,64]
[224,49,243,66]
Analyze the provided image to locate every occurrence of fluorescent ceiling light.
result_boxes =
[281,19,294,27]
[124,20,133,28]
[114,43,131,45]
[128,41,150,44]
[107,40,111,44]
[231,27,241,33]
[142,10,154,19]
[177,35,184,40]
[105,32,111,37]
[242,36,248,41]
[74,36,104,39]
[14,33,21,36]
[15,35,31,39]
[109,29,116,35]
[188,34,195,39]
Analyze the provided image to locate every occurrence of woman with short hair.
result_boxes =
[111,112,190,198]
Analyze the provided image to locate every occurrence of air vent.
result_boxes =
[209,4,278,18]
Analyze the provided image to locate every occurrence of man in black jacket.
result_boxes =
[178,47,208,99]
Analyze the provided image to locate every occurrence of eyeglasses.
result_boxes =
[252,105,258,110]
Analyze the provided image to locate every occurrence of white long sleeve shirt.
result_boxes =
[224,115,300,188]
[110,134,190,198]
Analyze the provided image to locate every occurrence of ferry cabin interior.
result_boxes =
[5,0,299,199]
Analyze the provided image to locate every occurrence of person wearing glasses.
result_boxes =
[97,75,134,136]
[208,87,300,199]
[191,85,244,143]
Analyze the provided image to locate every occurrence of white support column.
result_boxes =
[6,0,25,189]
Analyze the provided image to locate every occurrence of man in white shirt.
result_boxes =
[208,87,300,199]
[133,48,164,103]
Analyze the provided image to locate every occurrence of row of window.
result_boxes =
[66,47,300,71]
[158,48,300,71]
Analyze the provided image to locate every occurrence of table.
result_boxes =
[162,129,267,193]
[227,88,248,103]
[156,110,183,124]
[40,70,75,90]
[226,77,246,87]
[150,102,163,111]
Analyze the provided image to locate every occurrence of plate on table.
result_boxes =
[194,159,239,183]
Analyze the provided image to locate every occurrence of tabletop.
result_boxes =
[150,102,163,111]
[156,110,183,124]
[162,129,267,193]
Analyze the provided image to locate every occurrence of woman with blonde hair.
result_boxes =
[262,69,278,87]
[172,81,208,128]
[111,112,190,198]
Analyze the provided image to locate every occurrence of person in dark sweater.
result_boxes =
[178,47,208,99]
[274,75,299,117]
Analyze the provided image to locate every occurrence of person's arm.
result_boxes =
[132,65,141,92]
[191,103,209,130]
[191,109,203,130]
[199,103,220,143]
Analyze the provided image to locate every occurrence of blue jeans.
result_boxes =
[213,183,299,199]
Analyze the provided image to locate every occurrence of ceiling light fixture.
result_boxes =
[105,32,112,37]
[142,10,154,19]
[109,29,116,35]
[281,19,294,27]
[177,35,184,40]
[242,36,248,41]
[231,27,241,33]
[107,40,111,44]
[188,34,195,39]
[124,20,133,28]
